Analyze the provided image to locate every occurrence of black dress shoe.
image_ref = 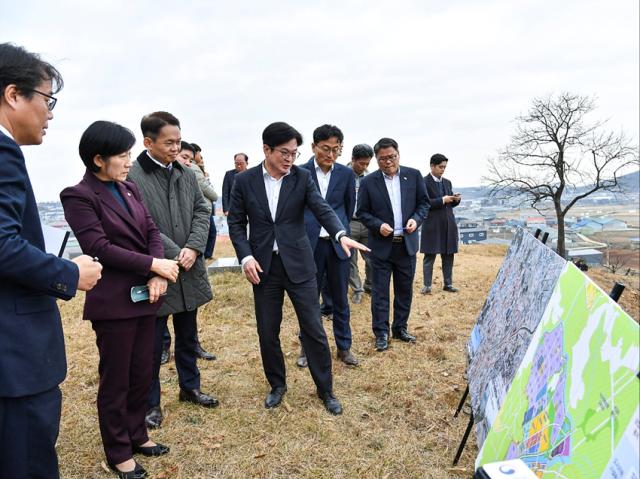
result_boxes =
[179,388,219,408]
[264,386,287,409]
[108,460,148,479]
[337,349,360,366]
[145,406,163,429]
[420,285,432,295]
[296,346,308,368]
[194,343,216,361]
[392,328,417,343]
[160,348,170,365]
[318,391,343,415]
[443,285,459,293]
[132,442,170,457]
[375,335,389,352]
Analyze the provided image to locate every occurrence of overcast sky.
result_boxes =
[3,0,638,201]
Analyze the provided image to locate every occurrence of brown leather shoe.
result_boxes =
[337,349,359,366]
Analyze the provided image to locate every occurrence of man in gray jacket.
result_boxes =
[128,111,217,429]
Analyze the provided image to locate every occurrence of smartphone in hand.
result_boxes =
[131,285,150,303]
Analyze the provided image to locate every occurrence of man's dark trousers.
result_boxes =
[423,253,454,287]
[204,212,217,258]
[149,310,200,407]
[371,241,417,338]
[253,253,333,393]
[314,238,351,350]
[0,386,62,478]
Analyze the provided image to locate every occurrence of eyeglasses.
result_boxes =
[273,148,300,160]
[26,89,57,111]
[377,154,399,163]
[316,145,342,156]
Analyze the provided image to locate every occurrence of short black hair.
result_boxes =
[180,141,195,154]
[79,121,136,173]
[0,43,64,100]
[430,153,449,166]
[352,143,374,159]
[191,143,201,152]
[140,111,180,140]
[312,124,344,144]
[373,138,399,155]
[234,153,249,163]
[262,122,303,149]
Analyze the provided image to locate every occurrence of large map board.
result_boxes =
[468,228,566,445]
[476,263,640,478]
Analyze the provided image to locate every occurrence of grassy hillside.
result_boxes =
[55,240,638,478]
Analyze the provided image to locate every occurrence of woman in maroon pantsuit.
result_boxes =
[61,121,179,479]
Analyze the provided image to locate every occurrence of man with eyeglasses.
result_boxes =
[297,124,359,367]
[356,138,429,352]
[228,122,368,415]
[0,43,103,478]
[128,112,218,430]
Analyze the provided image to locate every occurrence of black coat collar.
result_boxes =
[136,150,184,174]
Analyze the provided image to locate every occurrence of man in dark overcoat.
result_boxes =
[419,153,461,294]
[128,111,217,429]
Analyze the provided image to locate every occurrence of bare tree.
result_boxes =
[604,251,626,274]
[485,92,639,258]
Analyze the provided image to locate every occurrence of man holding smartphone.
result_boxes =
[420,153,461,294]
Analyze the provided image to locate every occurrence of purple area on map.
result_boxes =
[551,437,571,457]
[507,442,520,459]
[551,372,567,445]
[518,324,571,467]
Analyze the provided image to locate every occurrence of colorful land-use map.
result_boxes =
[467,228,566,445]
[477,263,640,478]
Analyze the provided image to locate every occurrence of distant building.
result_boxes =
[459,221,480,229]
[571,217,628,234]
[459,227,487,244]
[567,248,603,266]
[525,216,547,229]
[506,219,525,228]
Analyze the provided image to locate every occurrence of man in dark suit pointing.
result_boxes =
[356,138,429,352]
[228,122,368,415]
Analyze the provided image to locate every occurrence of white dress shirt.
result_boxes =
[430,173,446,205]
[146,151,172,171]
[241,162,289,267]
[383,168,404,235]
[0,123,15,141]
[314,160,333,238]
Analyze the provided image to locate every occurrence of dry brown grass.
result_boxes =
[585,266,640,322]
[55,240,637,478]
